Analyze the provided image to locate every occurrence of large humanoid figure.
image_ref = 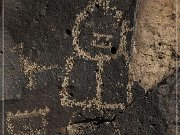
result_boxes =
[60,0,137,110]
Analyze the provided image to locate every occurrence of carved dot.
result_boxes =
[158,56,163,59]
[69,92,74,97]
[66,29,72,36]
[170,13,176,20]
[158,42,162,46]
[39,14,43,18]
[95,4,100,9]
[86,11,90,14]
[111,47,117,54]
[78,112,82,116]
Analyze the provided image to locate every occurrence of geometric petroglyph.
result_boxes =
[60,0,135,110]
[91,32,113,49]
[6,106,50,135]
[10,43,59,90]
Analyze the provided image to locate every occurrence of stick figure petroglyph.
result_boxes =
[60,0,135,110]
[10,43,60,90]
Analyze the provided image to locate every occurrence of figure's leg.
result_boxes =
[95,59,126,110]
[60,55,76,107]
[96,57,127,110]
[95,59,104,103]
[60,56,97,109]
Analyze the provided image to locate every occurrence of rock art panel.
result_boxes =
[60,0,137,110]
[6,106,50,135]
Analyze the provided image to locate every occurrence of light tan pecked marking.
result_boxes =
[71,0,126,61]
[93,32,113,41]
[95,58,104,102]
[9,43,60,90]
[9,43,23,52]
[19,55,59,90]
[91,32,113,48]
[6,106,50,135]
[60,0,134,110]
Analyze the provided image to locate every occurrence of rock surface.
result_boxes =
[0,0,179,135]
[130,0,180,91]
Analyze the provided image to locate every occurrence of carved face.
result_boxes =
[72,0,129,61]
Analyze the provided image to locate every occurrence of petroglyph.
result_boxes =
[9,43,23,52]
[6,106,50,135]
[91,32,113,48]
[60,0,135,110]
[19,55,58,90]
[9,43,60,90]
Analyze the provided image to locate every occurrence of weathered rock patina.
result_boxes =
[1,0,179,135]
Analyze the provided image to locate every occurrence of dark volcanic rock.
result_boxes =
[1,0,178,135]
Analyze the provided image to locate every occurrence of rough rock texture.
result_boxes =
[1,0,179,135]
[130,0,180,91]
[156,70,180,135]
